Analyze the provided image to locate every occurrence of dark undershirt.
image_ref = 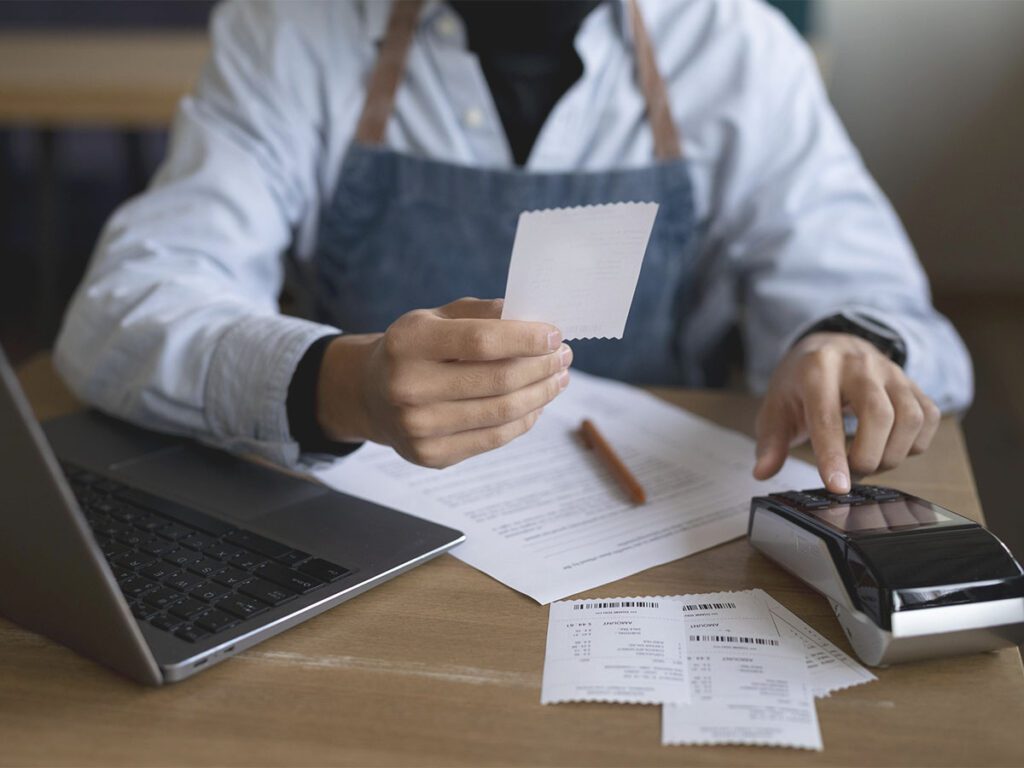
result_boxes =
[450,0,600,165]
[286,1,601,451]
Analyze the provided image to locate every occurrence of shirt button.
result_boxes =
[435,14,459,38]
[463,107,485,129]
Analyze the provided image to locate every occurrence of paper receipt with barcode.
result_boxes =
[662,590,823,750]
[541,598,690,705]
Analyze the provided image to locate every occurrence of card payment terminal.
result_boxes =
[748,486,1024,666]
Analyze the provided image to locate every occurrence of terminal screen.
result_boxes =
[807,499,972,534]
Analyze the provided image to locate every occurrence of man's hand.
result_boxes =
[753,332,941,493]
[316,298,571,468]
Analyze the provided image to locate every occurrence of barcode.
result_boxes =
[688,634,780,646]
[680,602,737,611]
[573,601,660,610]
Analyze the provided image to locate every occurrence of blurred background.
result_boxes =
[1,0,1021,554]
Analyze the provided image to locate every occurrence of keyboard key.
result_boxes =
[238,578,297,607]
[114,529,144,548]
[163,550,204,570]
[230,552,270,571]
[139,562,180,582]
[274,549,312,567]
[169,598,208,620]
[256,562,325,594]
[174,624,208,643]
[190,582,232,604]
[100,540,131,559]
[120,576,159,599]
[799,499,831,510]
[205,542,248,562]
[112,551,157,571]
[156,522,193,541]
[180,532,220,552]
[150,614,183,632]
[132,515,166,533]
[164,573,206,594]
[298,559,351,583]
[131,602,160,621]
[224,530,291,559]
[194,609,238,634]
[144,587,186,610]
[104,502,142,523]
[828,493,868,505]
[211,566,250,587]
[111,566,134,583]
[116,488,236,536]
[186,557,226,579]
[216,595,268,620]
[138,536,177,556]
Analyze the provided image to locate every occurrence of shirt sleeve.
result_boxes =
[713,6,973,414]
[54,0,342,466]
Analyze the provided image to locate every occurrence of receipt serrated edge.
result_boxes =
[519,200,659,216]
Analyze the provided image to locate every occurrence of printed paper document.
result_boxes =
[541,597,690,705]
[501,202,659,339]
[663,590,823,750]
[763,593,877,697]
[315,371,819,603]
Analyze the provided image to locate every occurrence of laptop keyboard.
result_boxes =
[62,463,353,644]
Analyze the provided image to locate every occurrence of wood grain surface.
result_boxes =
[2,355,1022,767]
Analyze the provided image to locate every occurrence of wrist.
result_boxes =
[317,333,382,443]
[795,312,907,367]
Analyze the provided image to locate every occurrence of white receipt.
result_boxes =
[501,202,659,339]
[314,371,819,604]
[763,593,877,698]
[542,598,690,705]
[663,591,823,751]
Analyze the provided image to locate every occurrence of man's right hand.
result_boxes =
[316,297,571,468]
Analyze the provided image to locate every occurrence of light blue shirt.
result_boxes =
[55,0,973,466]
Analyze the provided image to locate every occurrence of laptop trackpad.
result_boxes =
[112,444,326,524]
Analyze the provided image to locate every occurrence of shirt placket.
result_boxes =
[422,6,514,168]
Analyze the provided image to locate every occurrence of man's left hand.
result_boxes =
[753,332,941,493]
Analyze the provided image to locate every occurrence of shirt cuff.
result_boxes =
[204,313,342,466]
[285,332,364,456]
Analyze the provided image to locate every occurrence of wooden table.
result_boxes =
[3,356,1023,767]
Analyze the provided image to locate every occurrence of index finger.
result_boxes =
[419,316,562,361]
[801,369,852,494]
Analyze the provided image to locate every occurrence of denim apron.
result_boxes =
[314,0,707,386]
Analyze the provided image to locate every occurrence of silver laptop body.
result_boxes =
[0,348,464,684]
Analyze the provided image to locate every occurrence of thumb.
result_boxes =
[753,404,793,481]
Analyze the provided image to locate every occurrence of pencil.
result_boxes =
[579,418,647,505]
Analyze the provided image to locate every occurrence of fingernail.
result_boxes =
[547,330,562,351]
[559,344,572,368]
[828,471,850,493]
[558,370,570,390]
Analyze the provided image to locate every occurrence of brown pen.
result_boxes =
[579,418,647,505]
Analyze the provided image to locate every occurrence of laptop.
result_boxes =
[0,347,464,684]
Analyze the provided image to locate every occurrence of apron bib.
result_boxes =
[314,0,707,385]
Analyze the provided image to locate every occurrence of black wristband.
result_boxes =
[286,333,363,456]
[796,312,908,367]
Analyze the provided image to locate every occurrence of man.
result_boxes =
[55,0,972,495]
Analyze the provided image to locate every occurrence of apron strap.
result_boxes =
[355,0,683,159]
[354,0,424,145]
[628,0,683,160]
